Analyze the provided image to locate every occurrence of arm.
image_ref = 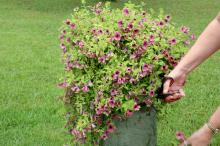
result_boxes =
[169,12,220,79]
[163,12,220,102]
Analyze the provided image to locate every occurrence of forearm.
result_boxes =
[209,106,220,129]
[170,12,220,78]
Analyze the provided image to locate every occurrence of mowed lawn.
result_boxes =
[0,0,220,146]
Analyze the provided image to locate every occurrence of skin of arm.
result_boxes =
[169,12,220,79]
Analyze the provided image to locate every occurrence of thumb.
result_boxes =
[163,79,172,94]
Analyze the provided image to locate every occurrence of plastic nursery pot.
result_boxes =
[100,106,157,146]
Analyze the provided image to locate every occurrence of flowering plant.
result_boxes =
[58,1,195,145]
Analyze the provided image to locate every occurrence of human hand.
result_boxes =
[162,73,186,103]
[179,125,212,146]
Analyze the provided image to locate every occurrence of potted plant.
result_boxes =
[58,1,195,145]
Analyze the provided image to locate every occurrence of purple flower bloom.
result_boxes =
[65,19,71,25]
[60,43,66,50]
[127,22,133,30]
[123,7,129,16]
[143,41,148,49]
[181,26,190,34]
[78,41,84,48]
[149,90,155,97]
[98,56,106,64]
[125,109,133,117]
[95,9,102,14]
[158,21,164,27]
[164,15,171,23]
[107,123,116,133]
[176,131,185,142]
[71,85,80,93]
[118,20,123,28]
[144,98,153,107]
[71,129,80,136]
[133,103,140,111]
[142,63,150,72]
[98,29,103,34]
[91,28,97,35]
[108,98,116,108]
[161,65,168,71]
[191,34,196,40]
[166,15,171,20]
[126,67,132,73]
[110,89,118,96]
[139,20,145,27]
[57,81,68,88]
[65,61,73,71]
[59,34,64,41]
[149,35,155,44]
[184,40,190,46]
[70,23,76,30]
[100,133,108,140]
[114,32,121,41]
[96,107,104,115]
[133,29,139,35]
[169,38,177,45]
[129,77,136,84]
[82,85,89,92]
[66,37,71,43]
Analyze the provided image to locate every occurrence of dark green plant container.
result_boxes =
[100,107,157,146]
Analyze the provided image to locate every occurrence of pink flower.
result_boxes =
[98,56,107,64]
[95,9,102,14]
[96,107,104,115]
[110,89,118,96]
[164,15,171,23]
[161,65,168,71]
[133,103,140,111]
[176,131,186,142]
[100,133,108,140]
[123,7,129,16]
[127,22,133,30]
[108,98,116,108]
[144,98,153,107]
[184,40,190,46]
[129,77,136,84]
[60,43,66,50]
[191,34,196,40]
[181,26,190,34]
[142,63,150,72]
[158,21,164,27]
[149,90,155,97]
[65,19,71,25]
[78,41,84,48]
[114,32,121,41]
[107,123,116,133]
[70,23,76,30]
[142,41,148,49]
[71,129,80,136]
[82,85,89,92]
[126,67,132,73]
[169,38,177,45]
[149,35,155,45]
[98,29,103,34]
[118,20,123,28]
[125,109,133,117]
[71,86,80,93]
[57,81,68,88]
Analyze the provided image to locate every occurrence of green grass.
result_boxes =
[0,0,220,145]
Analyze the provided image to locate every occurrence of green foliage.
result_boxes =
[58,1,194,145]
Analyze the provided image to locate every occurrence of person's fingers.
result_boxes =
[164,93,183,103]
[163,79,172,94]
[179,88,185,97]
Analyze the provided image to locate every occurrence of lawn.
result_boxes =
[0,0,220,146]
